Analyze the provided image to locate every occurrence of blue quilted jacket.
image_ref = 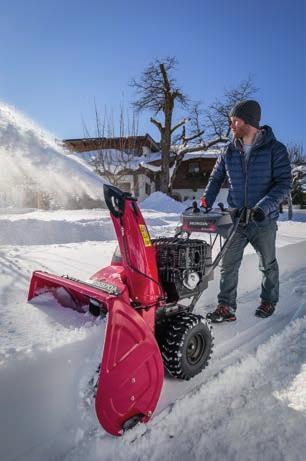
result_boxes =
[204,125,292,223]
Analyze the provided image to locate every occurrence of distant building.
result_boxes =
[172,151,226,202]
[63,135,227,202]
[63,134,160,200]
[139,148,227,202]
[64,134,159,156]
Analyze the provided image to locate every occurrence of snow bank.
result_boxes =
[140,191,185,213]
[0,209,180,245]
[0,216,115,245]
[0,101,106,208]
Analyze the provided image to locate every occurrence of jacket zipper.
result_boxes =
[239,147,248,207]
[243,146,255,207]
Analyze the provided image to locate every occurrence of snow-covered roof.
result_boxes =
[142,149,222,163]
[138,149,221,174]
[182,150,221,161]
[142,152,163,162]
[64,133,160,153]
[140,162,161,173]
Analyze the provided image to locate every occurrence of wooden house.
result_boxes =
[63,135,226,202]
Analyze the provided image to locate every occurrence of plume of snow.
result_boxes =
[0,101,106,208]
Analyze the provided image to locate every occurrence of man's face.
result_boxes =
[230,117,249,138]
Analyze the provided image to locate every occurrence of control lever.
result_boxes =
[218,202,226,212]
[192,201,200,213]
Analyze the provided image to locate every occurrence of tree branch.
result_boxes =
[160,63,171,93]
[150,117,164,133]
[183,130,205,144]
[177,136,228,156]
[171,118,189,134]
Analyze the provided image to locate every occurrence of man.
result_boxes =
[203,100,291,323]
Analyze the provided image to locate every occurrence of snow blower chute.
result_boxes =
[28,185,241,436]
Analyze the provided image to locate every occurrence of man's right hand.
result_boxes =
[200,196,212,213]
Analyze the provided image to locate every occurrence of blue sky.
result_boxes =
[0,0,305,146]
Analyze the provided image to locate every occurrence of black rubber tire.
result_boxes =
[122,414,144,432]
[160,313,214,380]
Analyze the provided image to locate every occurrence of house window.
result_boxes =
[188,162,200,174]
[145,183,151,195]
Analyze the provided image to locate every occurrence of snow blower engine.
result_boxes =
[27,185,240,437]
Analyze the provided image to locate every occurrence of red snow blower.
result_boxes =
[28,185,240,436]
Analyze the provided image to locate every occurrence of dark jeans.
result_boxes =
[218,221,279,310]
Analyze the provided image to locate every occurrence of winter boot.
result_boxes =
[255,301,276,318]
[206,304,237,323]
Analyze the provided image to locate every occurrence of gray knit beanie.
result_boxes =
[229,100,261,129]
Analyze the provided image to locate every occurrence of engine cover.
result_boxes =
[153,238,212,302]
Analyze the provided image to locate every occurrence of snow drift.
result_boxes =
[0,101,106,208]
[140,191,186,213]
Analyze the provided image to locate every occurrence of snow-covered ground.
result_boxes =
[0,101,305,461]
[0,204,306,461]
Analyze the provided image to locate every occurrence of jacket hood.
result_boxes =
[229,125,276,151]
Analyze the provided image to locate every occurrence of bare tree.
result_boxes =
[131,58,257,194]
[85,101,139,187]
[286,142,305,219]
[205,75,258,139]
[131,57,189,193]
[287,142,305,164]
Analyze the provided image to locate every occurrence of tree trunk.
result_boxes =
[160,136,170,193]
[159,99,173,194]
[168,152,185,195]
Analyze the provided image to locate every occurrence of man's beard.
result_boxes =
[232,130,242,139]
[232,127,247,139]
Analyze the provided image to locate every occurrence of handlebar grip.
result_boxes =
[218,202,225,212]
